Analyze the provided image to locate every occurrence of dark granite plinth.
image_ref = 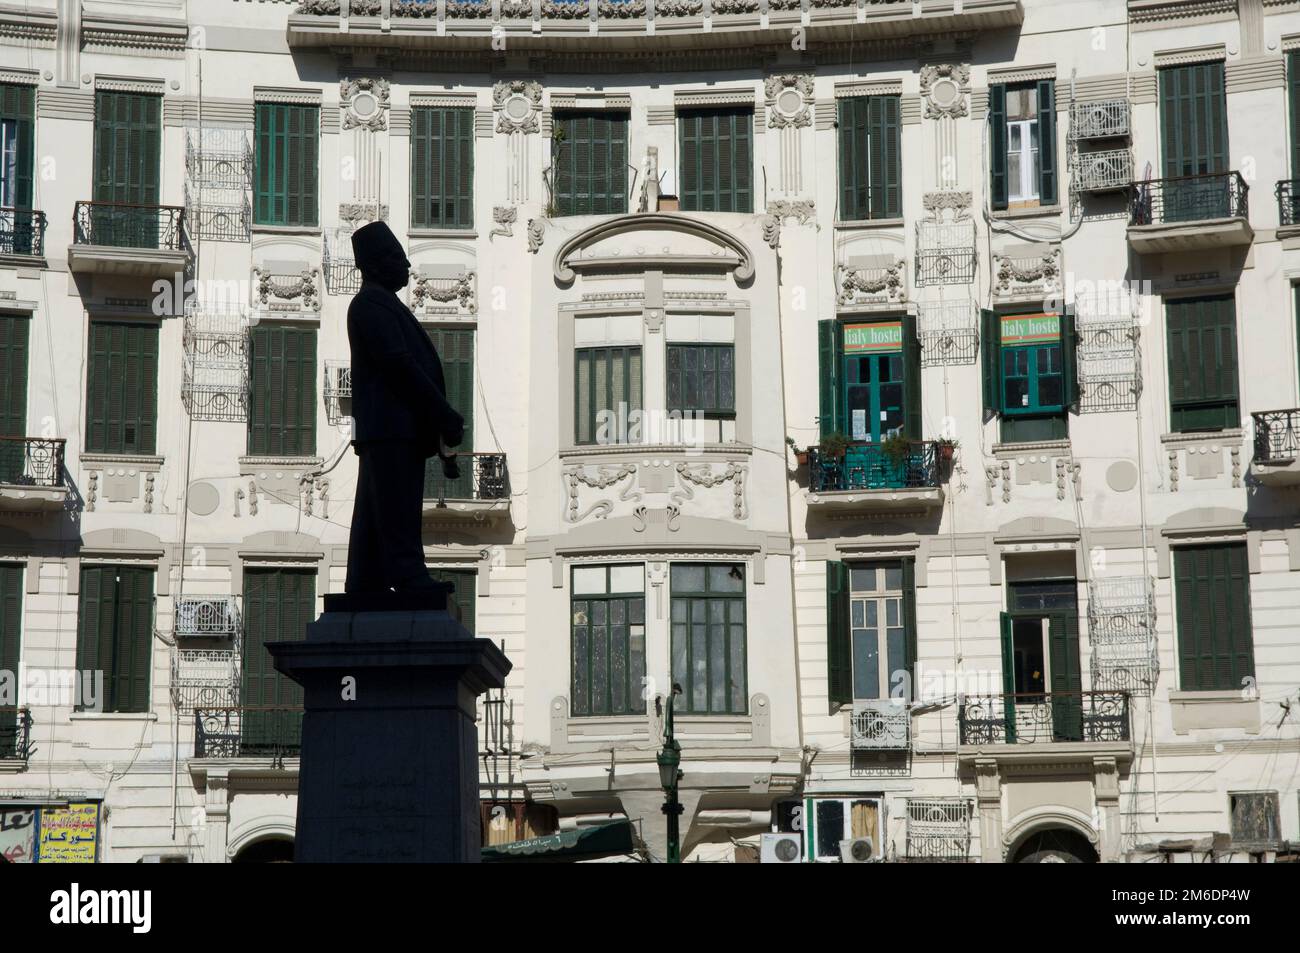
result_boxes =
[322,584,452,615]
[268,608,510,863]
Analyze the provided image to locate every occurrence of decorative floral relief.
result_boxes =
[564,460,748,525]
[493,80,543,134]
[527,218,546,253]
[340,77,390,132]
[671,462,747,520]
[921,190,972,222]
[656,0,704,15]
[542,0,589,18]
[491,206,517,239]
[599,0,647,16]
[412,271,476,312]
[837,259,907,306]
[564,464,641,523]
[713,0,759,12]
[920,63,971,120]
[994,247,1061,297]
[254,267,320,313]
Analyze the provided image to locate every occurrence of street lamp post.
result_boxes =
[656,683,684,864]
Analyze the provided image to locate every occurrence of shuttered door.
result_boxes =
[85,320,158,455]
[1166,294,1239,432]
[428,567,476,633]
[554,112,628,216]
[826,561,850,711]
[679,107,753,213]
[242,568,313,750]
[248,324,317,456]
[0,83,35,255]
[1036,79,1058,205]
[93,91,161,247]
[423,328,474,499]
[0,313,28,482]
[817,320,844,439]
[0,563,20,744]
[988,86,1009,211]
[1290,52,1300,179]
[1175,544,1254,691]
[1159,62,1228,220]
[255,103,319,227]
[837,96,901,220]
[411,107,474,229]
[76,566,153,713]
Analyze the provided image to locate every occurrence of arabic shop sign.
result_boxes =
[844,321,903,354]
[0,808,36,863]
[1000,313,1060,345]
[37,802,100,863]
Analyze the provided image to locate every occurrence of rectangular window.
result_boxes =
[0,313,29,482]
[254,102,319,227]
[411,106,474,229]
[1174,543,1254,692]
[570,564,645,718]
[809,797,881,862]
[1230,792,1280,846]
[0,83,35,256]
[423,328,475,499]
[848,563,906,701]
[248,324,316,457]
[1290,52,1300,178]
[666,344,734,417]
[242,568,312,752]
[671,563,747,715]
[93,90,161,206]
[982,310,1075,443]
[552,111,628,217]
[989,79,1056,210]
[678,106,753,213]
[574,346,641,446]
[76,566,153,713]
[837,95,901,221]
[0,563,22,745]
[1166,294,1239,432]
[429,567,476,634]
[85,320,158,455]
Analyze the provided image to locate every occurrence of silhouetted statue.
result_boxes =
[345,221,464,593]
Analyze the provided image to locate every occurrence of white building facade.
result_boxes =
[0,0,1297,863]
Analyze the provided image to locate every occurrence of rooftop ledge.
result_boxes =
[287,1,1025,54]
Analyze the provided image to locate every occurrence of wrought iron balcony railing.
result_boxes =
[1072,149,1133,192]
[1278,180,1300,227]
[903,798,972,862]
[0,436,66,487]
[194,706,302,759]
[1252,408,1300,464]
[1068,98,1131,140]
[0,207,46,257]
[808,440,942,493]
[958,691,1130,746]
[850,699,910,750]
[0,707,33,763]
[1129,171,1248,226]
[73,200,187,251]
[424,451,510,502]
[174,597,241,638]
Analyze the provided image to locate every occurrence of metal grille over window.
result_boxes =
[1067,98,1132,215]
[904,798,972,862]
[1076,311,1140,413]
[323,360,352,426]
[183,128,252,242]
[1088,575,1158,696]
[915,219,976,288]
[323,226,362,295]
[181,304,249,422]
[170,597,242,712]
[917,299,978,366]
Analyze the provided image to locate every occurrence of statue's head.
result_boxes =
[352,221,410,292]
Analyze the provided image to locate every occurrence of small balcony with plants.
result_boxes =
[799,431,951,516]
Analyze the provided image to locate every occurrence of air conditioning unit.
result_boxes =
[839,837,875,863]
[760,832,803,864]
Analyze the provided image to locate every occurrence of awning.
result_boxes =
[480,819,636,863]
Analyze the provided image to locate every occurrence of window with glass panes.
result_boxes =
[0,83,35,255]
[671,563,747,715]
[76,565,154,713]
[570,564,645,717]
[849,563,906,701]
[989,79,1057,210]
[574,346,641,446]
[981,309,1075,443]
[666,344,734,417]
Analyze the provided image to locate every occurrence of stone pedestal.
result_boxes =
[268,589,511,863]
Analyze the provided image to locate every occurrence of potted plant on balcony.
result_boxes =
[935,437,959,469]
[881,432,913,467]
[818,431,850,461]
[786,436,809,467]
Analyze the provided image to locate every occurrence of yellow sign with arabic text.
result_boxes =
[37,802,99,863]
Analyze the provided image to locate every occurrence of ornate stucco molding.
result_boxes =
[993,245,1061,299]
[491,206,517,239]
[253,266,321,313]
[340,77,391,131]
[764,74,814,129]
[527,218,546,254]
[553,213,755,284]
[920,63,970,119]
[922,190,972,223]
[493,80,543,134]
[412,269,476,313]
[837,257,907,306]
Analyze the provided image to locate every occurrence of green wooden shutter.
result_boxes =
[1290,52,1300,177]
[817,320,843,438]
[0,83,34,210]
[1036,79,1057,205]
[902,311,922,440]
[980,309,1001,420]
[1048,609,1083,740]
[248,325,317,456]
[424,328,474,498]
[85,321,158,455]
[411,107,474,229]
[1161,62,1227,178]
[868,96,902,219]
[838,97,870,221]
[93,91,161,206]
[1222,544,1255,691]
[556,111,627,216]
[998,611,1016,742]
[428,568,476,634]
[0,564,21,693]
[989,85,1008,211]
[76,567,108,709]
[1061,306,1079,412]
[243,569,312,748]
[826,561,851,712]
[678,107,752,213]
[255,103,319,227]
[118,567,154,713]
[0,313,29,437]
[900,558,917,702]
[1175,545,1255,691]
[1166,295,1239,432]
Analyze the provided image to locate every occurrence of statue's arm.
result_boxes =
[353,299,464,438]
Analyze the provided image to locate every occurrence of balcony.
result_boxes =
[193,706,302,760]
[1278,180,1300,232]
[957,691,1132,763]
[422,451,511,523]
[287,1,1024,55]
[1127,172,1252,253]
[69,200,192,278]
[0,437,68,512]
[0,707,33,769]
[1250,408,1300,486]
[805,440,946,516]
[0,207,46,259]
[850,699,910,751]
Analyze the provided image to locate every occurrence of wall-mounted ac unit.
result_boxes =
[839,837,875,864]
[760,832,803,864]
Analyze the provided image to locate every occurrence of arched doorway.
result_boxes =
[1009,827,1098,863]
[232,837,294,863]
